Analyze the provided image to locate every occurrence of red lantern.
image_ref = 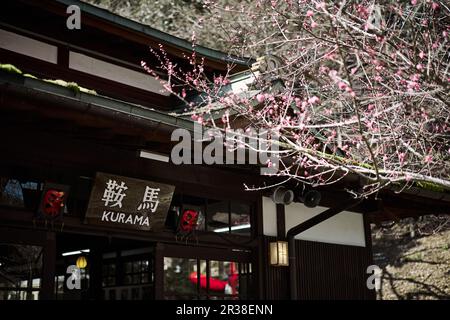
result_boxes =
[42,189,65,217]
[179,209,199,233]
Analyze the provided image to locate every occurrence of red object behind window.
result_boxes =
[179,209,199,232]
[42,189,65,217]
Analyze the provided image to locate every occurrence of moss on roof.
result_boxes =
[0,63,22,74]
[0,63,97,95]
[43,79,97,95]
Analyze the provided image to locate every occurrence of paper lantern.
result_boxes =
[76,256,87,269]
[269,241,289,266]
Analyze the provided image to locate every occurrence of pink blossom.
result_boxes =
[419,51,425,59]
[301,101,308,111]
[338,82,347,90]
[416,63,423,71]
[424,155,433,163]
[308,96,320,105]
[256,93,265,103]
[398,152,406,165]
[328,70,338,79]
[311,20,318,29]
[407,81,420,91]
[315,2,325,10]
[411,0,417,5]
[306,10,314,17]
[356,5,369,18]
[432,2,439,10]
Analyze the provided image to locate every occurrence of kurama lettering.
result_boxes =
[101,210,149,227]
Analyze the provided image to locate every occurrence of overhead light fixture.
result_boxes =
[139,150,169,163]
[269,241,289,267]
[213,224,251,233]
[62,249,90,257]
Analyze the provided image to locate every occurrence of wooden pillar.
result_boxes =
[40,232,56,300]
[276,204,286,239]
[154,242,164,300]
[363,213,377,300]
[89,246,104,300]
[255,197,265,299]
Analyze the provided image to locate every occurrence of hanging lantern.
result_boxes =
[269,241,289,267]
[76,256,87,269]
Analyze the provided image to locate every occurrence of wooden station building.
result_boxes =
[0,0,449,300]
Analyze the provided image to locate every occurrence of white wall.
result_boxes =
[69,51,171,95]
[262,196,277,237]
[0,29,57,64]
[262,197,366,247]
[285,203,366,247]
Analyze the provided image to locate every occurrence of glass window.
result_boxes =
[167,195,206,232]
[230,203,251,236]
[209,261,239,296]
[163,258,252,299]
[198,259,207,295]
[102,263,116,287]
[182,196,206,232]
[207,200,230,233]
[163,257,198,296]
[238,263,254,299]
[123,259,150,285]
[0,243,43,300]
[0,179,25,208]
[167,193,252,236]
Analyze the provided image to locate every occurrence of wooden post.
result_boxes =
[40,232,56,300]
[154,242,164,300]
